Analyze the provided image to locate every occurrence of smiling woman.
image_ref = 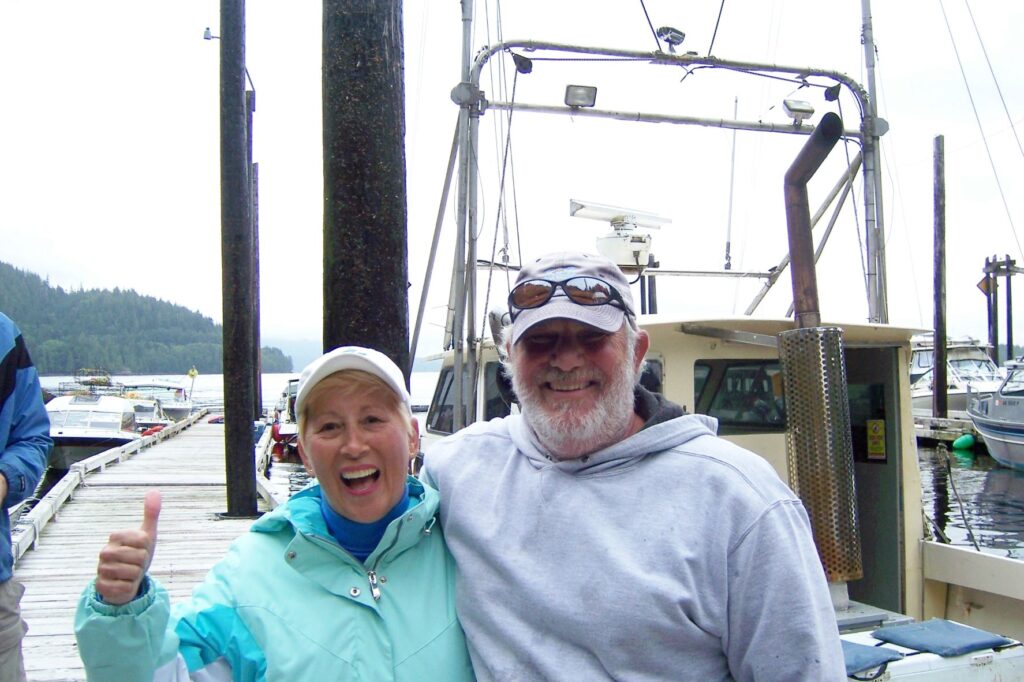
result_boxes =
[74,347,474,681]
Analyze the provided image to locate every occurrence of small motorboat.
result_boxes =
[966,360,1024,470]
[45,394,141,469]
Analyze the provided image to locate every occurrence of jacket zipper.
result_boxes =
[366,516,408,601]
[366,570,381,600]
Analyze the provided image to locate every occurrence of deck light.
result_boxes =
[783,99,815,125]
[656,26,686,53]
[565,85,597,108]
[203,27,218,40]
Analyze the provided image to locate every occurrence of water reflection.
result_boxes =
[918,444,1024,559]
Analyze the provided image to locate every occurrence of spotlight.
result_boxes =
[656,26,686,53]
[564,85,597,108]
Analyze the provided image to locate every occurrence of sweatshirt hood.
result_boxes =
[508,407,718,476]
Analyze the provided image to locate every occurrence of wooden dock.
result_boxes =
[914,413,979,443]
[11,416,288,681]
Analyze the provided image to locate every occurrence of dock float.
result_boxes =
[11,414,286,681]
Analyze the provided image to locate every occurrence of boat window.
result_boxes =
[64,412,92,428]
[949,357,1001,381]
[695,360,786,434]
[89,412,122,430]
[47,411,69,427]
[428,362,515,434]
[694,363,711,404]
[425,368,465,436]
[121,411,137,432]
[1002,369,1024,396]
[483,362,514,421]
[911,350,933,372]
[640,359,663,394]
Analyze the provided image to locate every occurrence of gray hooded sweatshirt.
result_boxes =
[423,396,845,681]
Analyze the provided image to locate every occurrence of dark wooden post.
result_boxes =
[987,256,1000,364]
[932,136,947,418]
[1005,255,1014,362]
[322,0,410,380]
[248,92,263,419]
[220,0,258,517]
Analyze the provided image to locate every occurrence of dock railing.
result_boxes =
[11,411,288,565]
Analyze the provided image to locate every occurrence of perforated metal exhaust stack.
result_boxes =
[778,328,863,582]
[778,112,863,583]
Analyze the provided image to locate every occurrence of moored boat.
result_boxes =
[415,9,1024,675]
[44,394,141,469]
[119,380,193,421]
[967,361,1024,471]
[910,335,1004,419]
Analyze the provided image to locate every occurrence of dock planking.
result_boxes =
[14,421,272,681]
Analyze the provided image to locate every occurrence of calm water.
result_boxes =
[918,444,1024,560]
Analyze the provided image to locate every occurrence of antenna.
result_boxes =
[569,199,671,272]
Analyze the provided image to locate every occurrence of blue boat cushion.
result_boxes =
[841,640,904,675]
[871,618,1013,657]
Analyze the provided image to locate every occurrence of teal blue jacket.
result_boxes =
[75,479,474,681]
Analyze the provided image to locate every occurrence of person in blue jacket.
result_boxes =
[0,312,51,682]
[75,346,473,681]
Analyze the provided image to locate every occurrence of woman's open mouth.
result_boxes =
[341,467,380,492]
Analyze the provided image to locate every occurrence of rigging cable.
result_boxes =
[638,0,662,51]
[835,98,868,304]
[937,0,1023,262]
[482,67,520,339]
[963,0,1024,164]
[872,58,926,326]
[706,0,728,56]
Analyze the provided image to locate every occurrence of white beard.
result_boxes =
[508,339,639,459]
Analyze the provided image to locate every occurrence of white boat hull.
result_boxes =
[970,418,1024,470]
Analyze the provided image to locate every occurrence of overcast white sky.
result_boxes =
[1,1,1022,358]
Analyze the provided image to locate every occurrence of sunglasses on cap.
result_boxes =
[508,276,634,322]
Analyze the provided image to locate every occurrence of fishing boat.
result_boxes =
[910,334,1004,418]
[966,361,1024,471]
[125,395,175,434]
[414,6,1024,676]
[45,394,141,469]
[119,380,193,421]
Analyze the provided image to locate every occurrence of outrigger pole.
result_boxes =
[439,36,888,425]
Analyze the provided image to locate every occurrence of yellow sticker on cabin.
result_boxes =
[866,419,885,460]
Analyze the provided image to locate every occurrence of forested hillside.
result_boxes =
[0,262,291,374]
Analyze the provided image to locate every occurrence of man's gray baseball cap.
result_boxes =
[508,251,635,345]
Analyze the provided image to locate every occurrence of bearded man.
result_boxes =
[422,251,845,681]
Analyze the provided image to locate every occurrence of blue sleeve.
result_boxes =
[0,331,51,506]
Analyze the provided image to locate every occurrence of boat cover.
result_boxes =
[841,639,903,676]
[871,618,1013,657]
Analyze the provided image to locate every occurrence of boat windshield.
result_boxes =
[1001,369,1024,396]
[949,358,1001,381]
[49,410,126,430]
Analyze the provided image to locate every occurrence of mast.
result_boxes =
[861,0,888,321]
[450,0,483,428]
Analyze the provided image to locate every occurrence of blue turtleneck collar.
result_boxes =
[320,483,417,563]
